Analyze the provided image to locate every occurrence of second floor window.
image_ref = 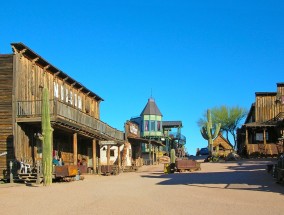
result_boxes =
[144,120,149,131]
[150,121,156,131]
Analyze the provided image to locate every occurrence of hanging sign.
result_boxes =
[100,141,116,145]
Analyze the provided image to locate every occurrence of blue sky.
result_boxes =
[1,1,284,154]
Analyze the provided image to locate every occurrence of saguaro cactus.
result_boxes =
[200,109,221,154]
[40,87,53,186]
[170,149,176,164]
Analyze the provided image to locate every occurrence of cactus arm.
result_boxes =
[212,123,221,139]
[201,127,209,140]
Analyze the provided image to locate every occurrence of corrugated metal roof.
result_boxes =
[140,98,162,116]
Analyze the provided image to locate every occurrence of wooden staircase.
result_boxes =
[13,173,43,184]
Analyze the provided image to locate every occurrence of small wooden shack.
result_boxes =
[213,133,234,157]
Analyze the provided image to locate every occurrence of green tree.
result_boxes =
[198,106,247,149]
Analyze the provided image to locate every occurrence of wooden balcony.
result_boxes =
[16,100,124,141]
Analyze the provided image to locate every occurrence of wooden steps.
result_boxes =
[13,173,43,184]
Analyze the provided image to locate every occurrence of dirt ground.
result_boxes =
[1,159,284,215]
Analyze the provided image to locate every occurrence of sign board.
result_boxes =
[100,141,116,145]
[0,152,7,157]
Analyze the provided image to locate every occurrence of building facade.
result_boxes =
[0,43,124,179]
[237,83,284,157]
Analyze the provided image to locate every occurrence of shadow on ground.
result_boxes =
[141,161,284,195]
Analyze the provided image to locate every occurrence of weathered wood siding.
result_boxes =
[14,50,100,119]
[255,93,277,122]
[0,55,13,178]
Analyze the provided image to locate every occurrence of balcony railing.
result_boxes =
[16,100,124,141]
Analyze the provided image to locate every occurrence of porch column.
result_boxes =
[152,145,155,164]
[117,144,121,170]
[157,146,160,164]
[148,142,152,165]
[245,127,249,155]
[92,139,97,174]
[107,145,110,166]
[73,133,78,165]
[263,128,267,155]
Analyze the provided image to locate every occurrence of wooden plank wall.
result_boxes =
[0,55,13,178]
[255,94,277,122]
[13,48,103,164]
[15,51,100,119]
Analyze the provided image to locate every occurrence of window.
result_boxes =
[53,82,59,98]
[256,132,269,141]
[144,120,149,131]
[69,91,73,105]
[65,89,69,103]
[74,93,77,107]
[78,96,82,110]
[150,120,156,131]
[61,85,64,101]
[157,121,161,131]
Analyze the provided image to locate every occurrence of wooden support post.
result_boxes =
[158,146,160,164]
[148,143,152,165]
[107,145,110,166]
[245,127,249,155]
[117,145,121,171]
[36,160,41,184]
[73,133,78,165]
[263,129,267,155]
[92,139,97,174]
[9,161,13,184]
[152,146,155,165]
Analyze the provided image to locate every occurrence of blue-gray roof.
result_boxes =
[140,98,162,116]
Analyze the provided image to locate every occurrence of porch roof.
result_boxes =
[127,136,165,147]
[244,122,277,128]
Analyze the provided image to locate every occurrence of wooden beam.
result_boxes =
[149,142,152,164]
[117,144,121,170]
[152,145,155,164]
[73,133,78,165]
[263,128,267,155]
[32,57,39,63]
[92,139,97,174]
[44,65,50,71]
[107,145,110,166]
[19,48,27,55]
[245,128,249,155]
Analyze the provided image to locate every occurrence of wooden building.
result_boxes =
[0,43,124,179]
[237,83,284,157]
[213,133,233,157]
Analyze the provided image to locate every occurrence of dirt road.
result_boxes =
[1,160,283,215]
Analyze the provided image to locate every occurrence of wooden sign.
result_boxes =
[100,141,116,145]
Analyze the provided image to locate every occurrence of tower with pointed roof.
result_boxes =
[140,98,163,139]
